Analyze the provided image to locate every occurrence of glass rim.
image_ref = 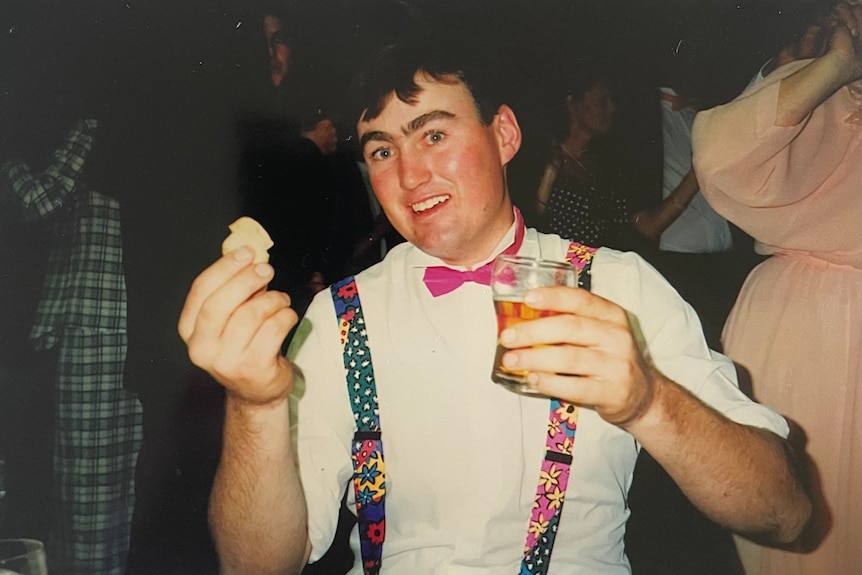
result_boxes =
[493,254,575,271]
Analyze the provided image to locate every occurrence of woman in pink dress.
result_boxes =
[692,4,861,574]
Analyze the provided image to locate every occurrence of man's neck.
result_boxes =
[441,207,522,269]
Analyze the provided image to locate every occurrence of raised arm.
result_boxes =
[1,119,99,222]
[178,248,311,574]
[498,270,811,543]
[775,2,862,127]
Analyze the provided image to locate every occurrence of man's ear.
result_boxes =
[493,104,522,165]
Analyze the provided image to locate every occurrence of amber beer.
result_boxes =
[492,298,562,393]
[490,255,575,395]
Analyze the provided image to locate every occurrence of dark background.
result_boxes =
[0,0,810,239]
[1,0,797,168]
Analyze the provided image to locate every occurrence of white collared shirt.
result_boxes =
[659,87,733,254]
[290,228,787,574]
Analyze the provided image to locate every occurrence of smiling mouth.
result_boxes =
[411,195,450,213]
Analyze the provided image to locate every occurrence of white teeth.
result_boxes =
[411,195,450,213]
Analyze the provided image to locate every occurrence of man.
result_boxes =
[629,46,741,351]
[245,3,379,300]
[264,11,292,89]
[179,38,811,574]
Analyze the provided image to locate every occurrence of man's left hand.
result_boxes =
[499,286,660,428]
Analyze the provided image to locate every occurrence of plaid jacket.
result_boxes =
[2,118,140,574]
[2,119,126,348]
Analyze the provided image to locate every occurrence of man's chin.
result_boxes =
[412,238,455,262]
[418,242,481,268]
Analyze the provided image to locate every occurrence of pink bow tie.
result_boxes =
[422,210,525,297]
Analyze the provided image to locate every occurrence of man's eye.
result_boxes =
[425,131,444,144]
[370,148,392,160]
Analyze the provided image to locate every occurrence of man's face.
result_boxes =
[264,15,290,87]
[357,74,520,267]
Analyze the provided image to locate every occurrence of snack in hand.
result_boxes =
[221,216,274,264]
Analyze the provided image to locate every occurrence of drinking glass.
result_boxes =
[0,539,47,575]
[491,255,576,396]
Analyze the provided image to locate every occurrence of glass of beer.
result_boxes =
[491,255,576,396]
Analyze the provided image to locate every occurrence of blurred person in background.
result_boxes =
[693,2,862,573]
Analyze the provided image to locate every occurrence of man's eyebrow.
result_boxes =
[359,110,456,150]
[359,130,390,149]
[404,110,456,135]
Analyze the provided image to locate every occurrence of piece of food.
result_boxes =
[221,216,274,264]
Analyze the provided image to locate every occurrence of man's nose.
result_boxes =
[397,148,431,190]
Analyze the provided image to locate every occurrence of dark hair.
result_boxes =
[259,0,301,48]
[544,64,610,141]
[352,30,504,126]
[564,64,609,106]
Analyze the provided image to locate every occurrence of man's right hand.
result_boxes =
[178,246,299,406]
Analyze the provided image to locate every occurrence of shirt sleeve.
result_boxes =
[1,118,99,222]
[592,248,789,437]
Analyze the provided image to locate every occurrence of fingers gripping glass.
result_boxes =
[491,255,576,396]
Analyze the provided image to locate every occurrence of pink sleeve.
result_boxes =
[692,60,845,211]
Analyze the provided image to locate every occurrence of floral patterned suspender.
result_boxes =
[330,242,596,575]
[331,279,387,575]
[521,241,595,575]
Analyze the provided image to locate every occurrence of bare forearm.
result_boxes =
[628,374,811,543]
[535,162,556,215]
[632,168,700,241]
[777,0,862,127]
[210,397,311,575]
[777,49,861,126]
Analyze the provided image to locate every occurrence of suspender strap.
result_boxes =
[566,241,596,292]
[520,242,596,575]
[332,277,385,575]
